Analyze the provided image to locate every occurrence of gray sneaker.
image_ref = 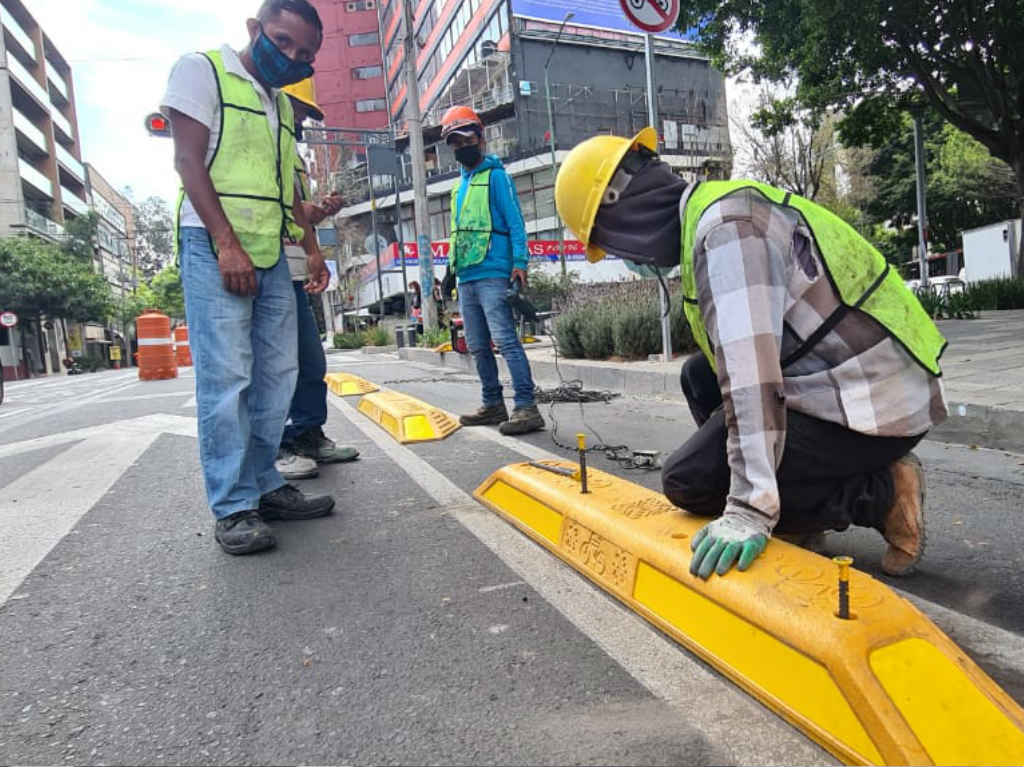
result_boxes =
[275,448,319,480]
[460,402,509,426]
[499,404,545,435]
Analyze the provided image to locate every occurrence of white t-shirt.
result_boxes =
[160,44,281,229]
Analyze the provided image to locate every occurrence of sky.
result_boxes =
[27,0,261,204]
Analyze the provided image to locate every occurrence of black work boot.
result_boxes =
[258,484,335,521]
[499,404,545,435]
[459,402,509,426]
[215,510,277,555]
[292,427,360,464]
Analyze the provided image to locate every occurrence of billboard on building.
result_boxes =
[512,0,694,39]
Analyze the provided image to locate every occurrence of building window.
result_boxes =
[348,32,379,47]
[356,98,387,113]
[353,65,383,80]
[346,0,376,9]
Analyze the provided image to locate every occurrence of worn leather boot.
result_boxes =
[498,405,545,436]
[880,454,926,576]
[459,402,509,426]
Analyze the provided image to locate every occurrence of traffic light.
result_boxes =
[144,112,171,138]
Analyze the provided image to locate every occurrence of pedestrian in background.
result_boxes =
[162,0,335,555]
[441,105,544,436]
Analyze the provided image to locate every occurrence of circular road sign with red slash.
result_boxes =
[619,0,680,33]
[0,311,17,328]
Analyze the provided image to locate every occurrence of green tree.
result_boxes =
[131,195,175,280]
[678,0,1024,268]
[61,210,100,261]
[862,112,1018,263]
[149,265,185,321]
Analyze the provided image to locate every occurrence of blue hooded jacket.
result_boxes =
[452,154,529,283]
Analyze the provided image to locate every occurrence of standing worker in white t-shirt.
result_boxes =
[274,78,360,480]
[161,0,335,556]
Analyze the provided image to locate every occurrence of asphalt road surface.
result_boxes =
[1,355,1022,766]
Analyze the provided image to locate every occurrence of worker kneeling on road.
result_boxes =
[555,128,948,580]
[441,106,544,436]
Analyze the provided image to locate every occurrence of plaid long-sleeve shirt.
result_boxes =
[685,185,948,532]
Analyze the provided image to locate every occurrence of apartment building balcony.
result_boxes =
[7,55,49,108]
[12,105,48,157]
[24,205,65,241]
[60,185,89,217]
[47,65,68,105]
[1,5,36,63]
[18,157,52,198]
[56,144,84,182]
[50,103,73,143]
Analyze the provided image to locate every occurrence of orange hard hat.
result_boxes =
[441,105,483,140]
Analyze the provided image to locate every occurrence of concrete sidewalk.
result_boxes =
[398,309,1024,453]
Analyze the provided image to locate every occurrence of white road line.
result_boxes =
[0,414,197,458]
[459,425,1024,673]
[0,431,160,605]
[0,408,29,420]
[328,393,832,765]
[478,580,526,593]
[93,392,194,404]
[0,377,141,432]
[181,395,197,408]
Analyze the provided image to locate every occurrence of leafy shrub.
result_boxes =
[528,269,578,312]
[364,326,391,346]
[333,331,365,349]
[669,299,697,356]
[612,300,661,359]
[554,309,587,358]
[81,352,109,372]
[579,304,617,359]
[914,288,946,319]
[964,277,1024,310]
[419,326,450,348]
[914,287,978,320]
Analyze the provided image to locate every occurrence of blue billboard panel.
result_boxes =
[511,0,693,39]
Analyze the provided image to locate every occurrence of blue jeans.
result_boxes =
[282,281,327,445]
[179,227,298,519]
[459,277,536,409]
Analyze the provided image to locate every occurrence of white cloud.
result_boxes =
[26,0,258,203]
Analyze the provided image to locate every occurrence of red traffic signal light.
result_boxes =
[144,112,171,137]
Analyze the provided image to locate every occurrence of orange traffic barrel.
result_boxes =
[174,325,192,367]
[136,309,177,381]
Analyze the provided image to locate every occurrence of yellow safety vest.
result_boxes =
[680,180,946,376]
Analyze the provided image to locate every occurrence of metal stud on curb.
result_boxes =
[577,433,589,494]
[834,555,853,619]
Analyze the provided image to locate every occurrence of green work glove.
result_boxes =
[689,516,769,580]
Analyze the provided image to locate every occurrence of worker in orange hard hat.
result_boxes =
[441,104,544,436]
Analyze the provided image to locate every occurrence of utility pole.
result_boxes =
[544,12,574,279]
[644,33,672,363]
[912,111,930,288]
[401,0,437,330]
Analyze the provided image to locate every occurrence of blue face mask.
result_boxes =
[251,25,314,87]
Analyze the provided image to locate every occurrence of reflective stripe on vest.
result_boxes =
[449,168,496,273]
[679,180,947,376]
[174,49,297,269]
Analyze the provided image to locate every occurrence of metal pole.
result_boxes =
[912,112,929,288]
[393,162,408,318]
[369,189,385,322]
[544,12,574,280]
[645,33,672,363]
[402,0,437,330]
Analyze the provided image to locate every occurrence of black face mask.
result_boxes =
[590,158,688,269]
[454,145,482,168]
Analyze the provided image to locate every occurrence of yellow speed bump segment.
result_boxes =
[473,461,1024,766]
[324,372,380,397]
[357,389,460,443]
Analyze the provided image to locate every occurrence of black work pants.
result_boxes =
[662,355,924,534]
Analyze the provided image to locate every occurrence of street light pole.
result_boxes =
[643,33,672,363]
[912,111,930,288]
[544,12,574,279]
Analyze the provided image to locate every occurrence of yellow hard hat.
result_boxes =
[282,77,324,121]
[555,127,657,263]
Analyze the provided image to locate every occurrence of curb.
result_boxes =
[399,347,1024,453]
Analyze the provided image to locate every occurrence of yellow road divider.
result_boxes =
[324,373,380,397]
[474,460,1024,766]
[357,390,460,443]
